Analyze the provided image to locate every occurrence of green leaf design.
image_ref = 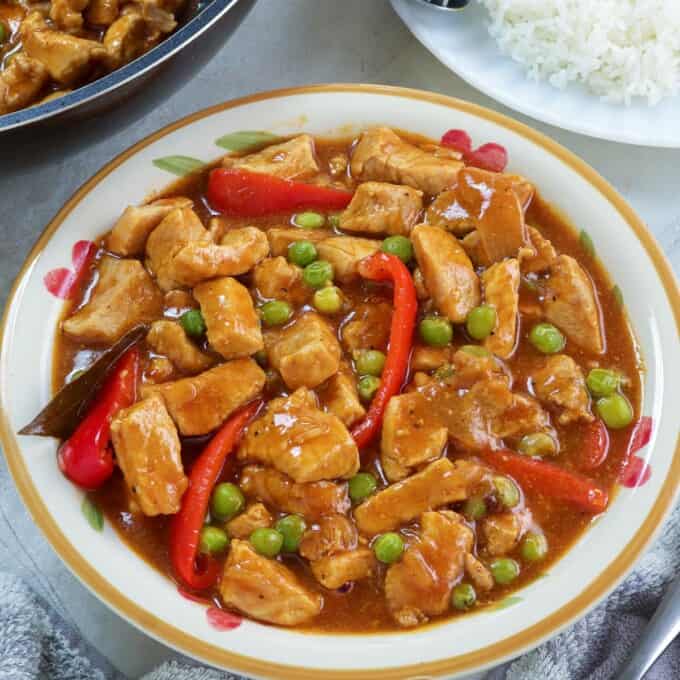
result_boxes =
[215,130,280,153]
[494,595,522,610]
[612,284,624,307]
[153,156,205,176]
[579,229,595,257]
[81,496,104,532]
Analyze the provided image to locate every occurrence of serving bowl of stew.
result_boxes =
[0,0,251,132]
[1,85,679,678]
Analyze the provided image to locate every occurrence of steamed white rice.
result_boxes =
[478,0,680,105]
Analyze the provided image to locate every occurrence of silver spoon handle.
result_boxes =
[618,575,680,680]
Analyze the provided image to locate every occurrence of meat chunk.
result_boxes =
[226,503,272,539]
[219,540,322,626]
[351,127,463,195]
[339,182,423,236]
[385,511,473,626]
[480,513,522,556]
[521,226,557,274]
[411,224,480,322]
[141,359,265,436]
[146,321,214,374]
[341,301,392,353]
[354,459,488,535]
[316,236,380,283]
[62,256,162,344]
[268,313,341,390]
[193,277,263,360]
[381,391,448,482]
[410,346,454,372]
[299,514,358,561]
[87,0,119,25]
[425,189,476,236]
[450,348,505,388]
[145,207,209,291]
[110,395,188,516]
[107,197,193,256]
[317,370,365,427]
[482,258,519,359]
[543,255,604,354]
[311,548,376,589]
[252,256,309,305]
[225,134,319,180]
[455,168,532,264]
[267,227,333,257]
[103,14,147,68]
[464,553,494,592]
[50,0,89,31]
[240,465,350,520]
[169,227,270,287]
[22,11,107,86]
[531,354,593,424]
[238,388,359,483]
[0,53,49,115]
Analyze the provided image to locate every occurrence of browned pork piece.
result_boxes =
[62,256,162,343]
[141,358,265,435]
[237,388,360,483]
[482,258,520,359]
[146,320,215,374]
[110,395,187,516]
[220,540,322,625]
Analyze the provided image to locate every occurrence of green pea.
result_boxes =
[179,309,206,337]
[348,472,378,503]
[460,344,492,358]
[354,349,386,377]
[288,240,318,267]
[521,532,548,562]
[529,323,565,354]
[357,375,380,402]
[327,213,341,230]
[199,526,229,555]
[518,432,557,457]
[210,482,245,521]
[466,304,497,341]
[493,476,520,509]
[275,514,307,553]
[254,349,268,367]
[586,368,621,397]
[294,211,325,229]
[303,260,334,288]
[373,532,404,564]
[490,557,520,585]
[260,300,292,326]
[597,393,633,430]
[250,527,284,557]
[313,285,343,314]
[451,583,477,610]
[463,496,487,521]
[381,235,414,264]
[419,316,453,347]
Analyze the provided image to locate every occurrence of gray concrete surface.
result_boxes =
[1,1,678,677]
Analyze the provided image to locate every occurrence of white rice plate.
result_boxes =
[478,0,680,105]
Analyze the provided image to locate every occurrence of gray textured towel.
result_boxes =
[0,505,677,680]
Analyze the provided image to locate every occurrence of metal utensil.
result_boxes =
[618,575,680,679]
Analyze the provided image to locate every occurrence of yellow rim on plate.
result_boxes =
[1,84,679,679]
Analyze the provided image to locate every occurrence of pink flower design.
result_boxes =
[207,607,242,631]
[44,240,97,299]
[441,129,508,172]
[620,416,653,488]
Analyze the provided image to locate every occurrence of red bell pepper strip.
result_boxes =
[480,448,608,513]
[170,401,261,591]
[350,253,417,449]
[577,419,610,470]
[57,348,139,490]
[207,168,353,217]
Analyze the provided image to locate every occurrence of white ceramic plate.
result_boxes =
[1,85,679,679]
[392,0,680,147]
